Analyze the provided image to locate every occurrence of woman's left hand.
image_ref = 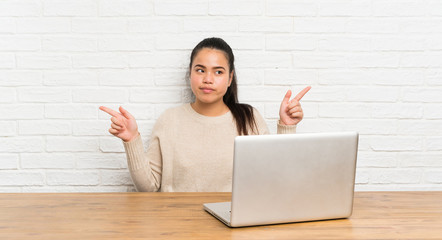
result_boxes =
[279,86,311,126]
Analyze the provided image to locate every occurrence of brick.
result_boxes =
[44,71,98,86]
[400,19,442,33]
[184,17,238,32]
[239,17,293,32]
[73,120,108,136]
[72,19,127,33]
[424,170,442,183]
[45,104,98,119]
[0,87,15,103]
[0,121,16,136]
[100,69,154,86]
[73,53,128,69]
[0,104,44,120]
[370,169,421,184]
[263,69,316,86]
[0,0,41,16]
[0,71,43,86]
[399,153,442,167]
[44,0,97,16]
[398,120,442,136]
[17,18,70,33]
[318,70,372,85]
[347,53,400,68]
[346,87,399,102]
[318,37,371,51]
[340,119,397,135]
[0,154,19,169]
[319,0,371,17]
[128,18,181,33]
[0,18,15,33]
[0,36,40,51]
[46,171,100,186]
[294,18,346,33]
[155,34,206,50]
[218,35,264,50]
[347,19,399,33]
[46,137,98,152]
[373,36,425,51]
[17,54,71,69]
[42,36,97,52]
[72,88,128,103]
[154,0,208,16]
[266,35,316,51]
[18,87,70,103]
[0,54,15,69]
[209,0,262,16]
[293,53,346,68]
[0,137,44,153]
[426,137,442,151]
[98,36,154,51]
[236,52,292,68]
[235,68,264,86]
[76,153,127,169]
[130,88,182,103]
[401,53,442,68]
[19,120,71,135]
[0,172,44,186]
[154,69,187,86]
[357,152,397,168]
[20,153,75,169]
[373,0,427,17]
[99,0,153,16]
[424,104,442,119]
[301,86,345,102]
[429,0,442,16]
[237,86,289,102]
[355,169,369,184]
[372,103,423,119]
[371,69,424,86]
[368,136,423,151]
[402,88,442,103]
[101,170,132,185]
[99,137,125,153]
[266,0,316,16]
[129,52,189,68]
[426,69,442,85]
[318,103,372,118]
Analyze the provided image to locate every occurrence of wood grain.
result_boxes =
[0,192,441,239]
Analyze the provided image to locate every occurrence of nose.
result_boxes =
[203,72,214,84]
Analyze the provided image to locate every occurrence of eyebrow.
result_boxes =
[194,64,226,71]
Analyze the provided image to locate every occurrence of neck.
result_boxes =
[191,101,230,117]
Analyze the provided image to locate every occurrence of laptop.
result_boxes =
[203,131,359,227]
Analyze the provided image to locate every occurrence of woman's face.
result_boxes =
[190,48,233,107]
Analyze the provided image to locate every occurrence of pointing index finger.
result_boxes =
[99,106,121,118]
[294,86,312,101]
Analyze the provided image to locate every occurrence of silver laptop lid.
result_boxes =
[230,132,359,227]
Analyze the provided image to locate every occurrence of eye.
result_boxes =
[196,69,204,73]
[215,70,223,75]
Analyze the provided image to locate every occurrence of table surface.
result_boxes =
[1,191,441,240]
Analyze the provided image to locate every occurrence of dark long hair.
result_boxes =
[189,37,258,135]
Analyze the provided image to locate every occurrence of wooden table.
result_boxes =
[0,192,441,239]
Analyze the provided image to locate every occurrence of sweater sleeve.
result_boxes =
[122,121,164,192]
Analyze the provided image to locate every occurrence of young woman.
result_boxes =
[100,37,311,192]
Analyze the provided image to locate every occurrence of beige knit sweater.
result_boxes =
[123,104,296,192]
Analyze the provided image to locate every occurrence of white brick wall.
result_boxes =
[1,0,441,192]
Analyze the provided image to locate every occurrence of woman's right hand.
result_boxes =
[99,106,139,142]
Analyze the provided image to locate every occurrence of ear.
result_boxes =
[229,71,234,86]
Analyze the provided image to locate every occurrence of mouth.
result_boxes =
[200,87,215,93]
